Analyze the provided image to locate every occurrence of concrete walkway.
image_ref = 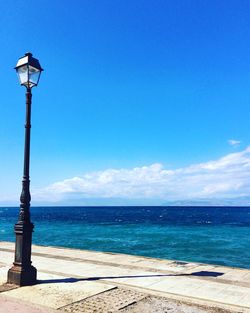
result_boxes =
[0,241,249,312]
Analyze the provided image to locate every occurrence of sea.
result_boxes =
[0,206,249,269]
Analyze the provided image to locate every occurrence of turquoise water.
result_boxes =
[0,206,249,269]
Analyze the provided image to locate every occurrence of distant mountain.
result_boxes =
[162,197,250,206]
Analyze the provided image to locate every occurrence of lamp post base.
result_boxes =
[7,221,37,286]
[7,265,37,286]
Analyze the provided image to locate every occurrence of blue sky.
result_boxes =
[1,0,250,205]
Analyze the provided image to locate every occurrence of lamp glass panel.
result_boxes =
[16,65,28,86]
[28,65,41,87]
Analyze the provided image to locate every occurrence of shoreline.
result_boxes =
[3,239,250,271]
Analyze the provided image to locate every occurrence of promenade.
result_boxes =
[0,241,249,313]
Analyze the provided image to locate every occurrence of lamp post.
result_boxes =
[8,52,43,286]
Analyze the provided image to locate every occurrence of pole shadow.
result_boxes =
[37,270,224,284]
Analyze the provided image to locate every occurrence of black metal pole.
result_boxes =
[7,87,37,286]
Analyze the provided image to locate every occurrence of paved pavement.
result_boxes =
[0,241,249,312]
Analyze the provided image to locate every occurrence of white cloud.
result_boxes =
[228,139,241,146]
[32,147,250,204]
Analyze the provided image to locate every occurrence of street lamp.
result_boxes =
[8,52,43,286]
